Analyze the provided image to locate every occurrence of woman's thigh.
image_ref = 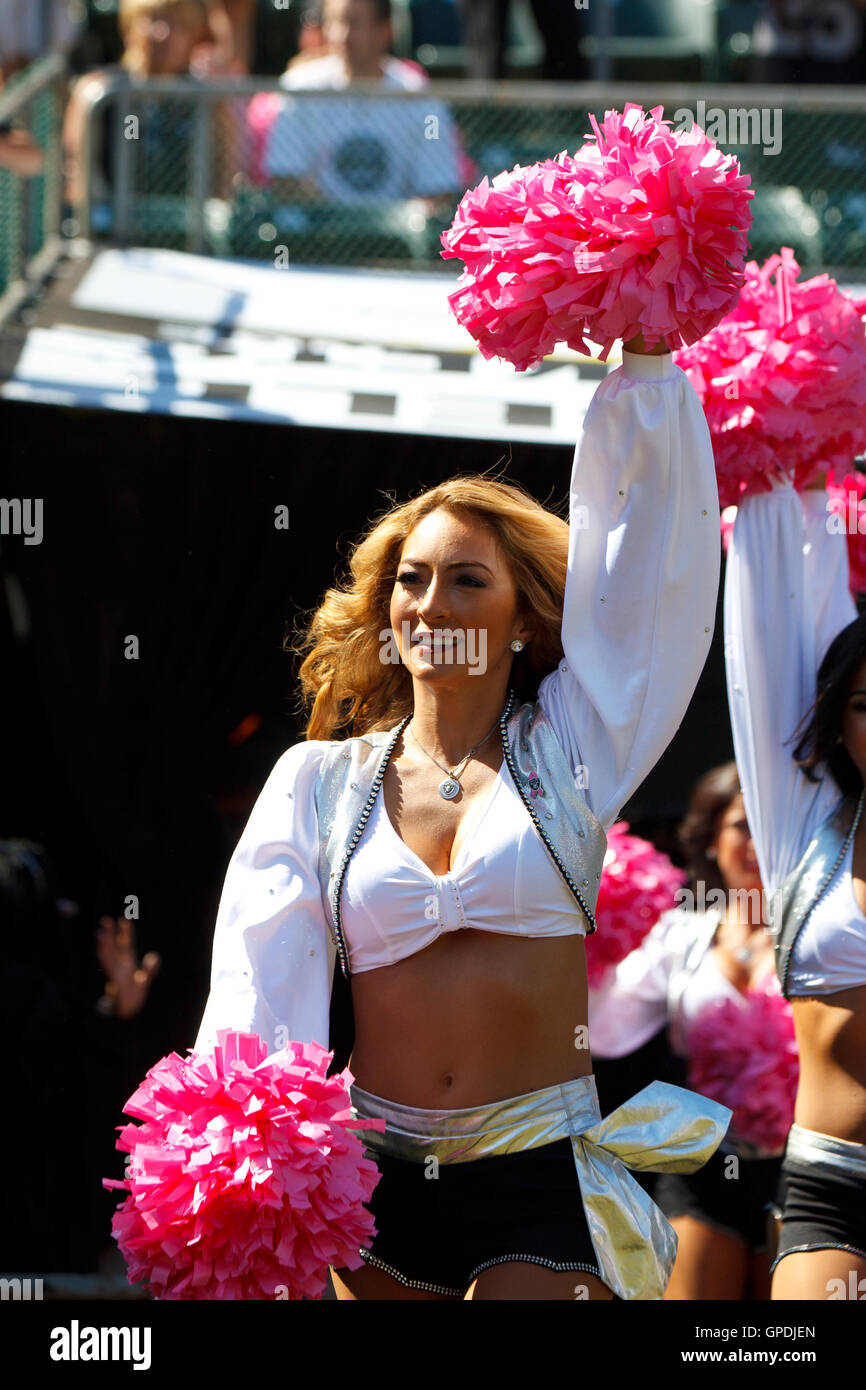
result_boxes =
[662,1216,749,1300]
[465,1264,614,1301]
[771,1248,866,1301]
[749,1248,773,1301]
[330,1264,456,1301]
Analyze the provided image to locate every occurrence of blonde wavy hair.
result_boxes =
[288,474,571,741]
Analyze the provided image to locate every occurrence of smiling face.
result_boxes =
[841,657,866,788]
[711,792,761,895]
[388,507,534,692]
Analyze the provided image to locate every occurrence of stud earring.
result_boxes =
[706,847,717,860]
[510,639,524,652]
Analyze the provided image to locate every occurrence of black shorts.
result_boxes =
[654,1147,782,1254]
[336,1136,606,1297]
[772,1154,866,1272]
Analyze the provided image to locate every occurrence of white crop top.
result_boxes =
[589,908,776,1059]
[786,836,866,996]
[341,760,584,973]
[677,942,775,1038]
[725,486,865,996]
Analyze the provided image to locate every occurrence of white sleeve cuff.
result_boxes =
[620,349,676,380]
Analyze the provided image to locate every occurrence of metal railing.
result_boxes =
[72,76,866,276]
[0,53,67,314]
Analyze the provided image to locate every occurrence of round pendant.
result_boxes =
[439,777,460,800]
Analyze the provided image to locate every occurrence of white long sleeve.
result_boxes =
[724,484,856,899]
[588,910,679,1058]
[194,740,335,1055]
[537,350,721,829]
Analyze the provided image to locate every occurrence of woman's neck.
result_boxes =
[406,684,510,767]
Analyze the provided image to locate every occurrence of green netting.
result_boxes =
[0,167,25,293]
[0,62,64,298]
[4,72,866,294]
[85,88,866,273]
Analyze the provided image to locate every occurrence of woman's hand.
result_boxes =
[622,331,670,356]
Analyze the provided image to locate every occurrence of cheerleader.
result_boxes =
[725,470,866,1300]
[590,762,793,1299]
[193,335,730,1302]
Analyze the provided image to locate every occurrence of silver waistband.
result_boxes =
[351,1074,601,1161]
[349,1074,731,1300]
[784,1123,866,1178]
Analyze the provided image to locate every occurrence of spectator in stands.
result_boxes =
[0,0,82,83]
[0,115,44,175]
[751,0,866,82]
[259,0,465,205]
[118,0,217,76]
[456,0,588,82]
[62,0,234,215]
[218,0,256,72]
[282,0,428,87]
[0,0,62,177]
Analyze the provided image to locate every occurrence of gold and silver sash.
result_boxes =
[351,1074,731,1301]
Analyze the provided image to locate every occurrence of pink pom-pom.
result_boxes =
[827,468,866,597]
[675,247,866,508]
[687,981,799,1153]
[585,821,687,987]
[440,102,753,371]
[103,1030,385,1300]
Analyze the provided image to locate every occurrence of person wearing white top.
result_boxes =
[725,469,866,1300]
[263,0,462,205]
[590,762,786,1300]
[195,334,729,1301]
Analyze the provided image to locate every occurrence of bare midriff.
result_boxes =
[791,985,866,1144]
[348,928,591,1109]
[790,818,866,1144]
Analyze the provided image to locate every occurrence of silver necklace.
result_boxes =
[734,930,772,964]
[408,712,502,800]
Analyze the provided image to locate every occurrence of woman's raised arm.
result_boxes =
[724,480,856,899]
[538,349,720,829]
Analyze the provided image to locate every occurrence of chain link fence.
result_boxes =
[2,70,866,298]
[72,77,866,276]
[0,53,66,304]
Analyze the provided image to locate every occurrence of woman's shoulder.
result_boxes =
[268,723,400,775]
[264,736,334,783]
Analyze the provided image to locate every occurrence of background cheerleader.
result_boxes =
[590,762,796,1299]
[675,249,866,1301]
[725,468,866,1300]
